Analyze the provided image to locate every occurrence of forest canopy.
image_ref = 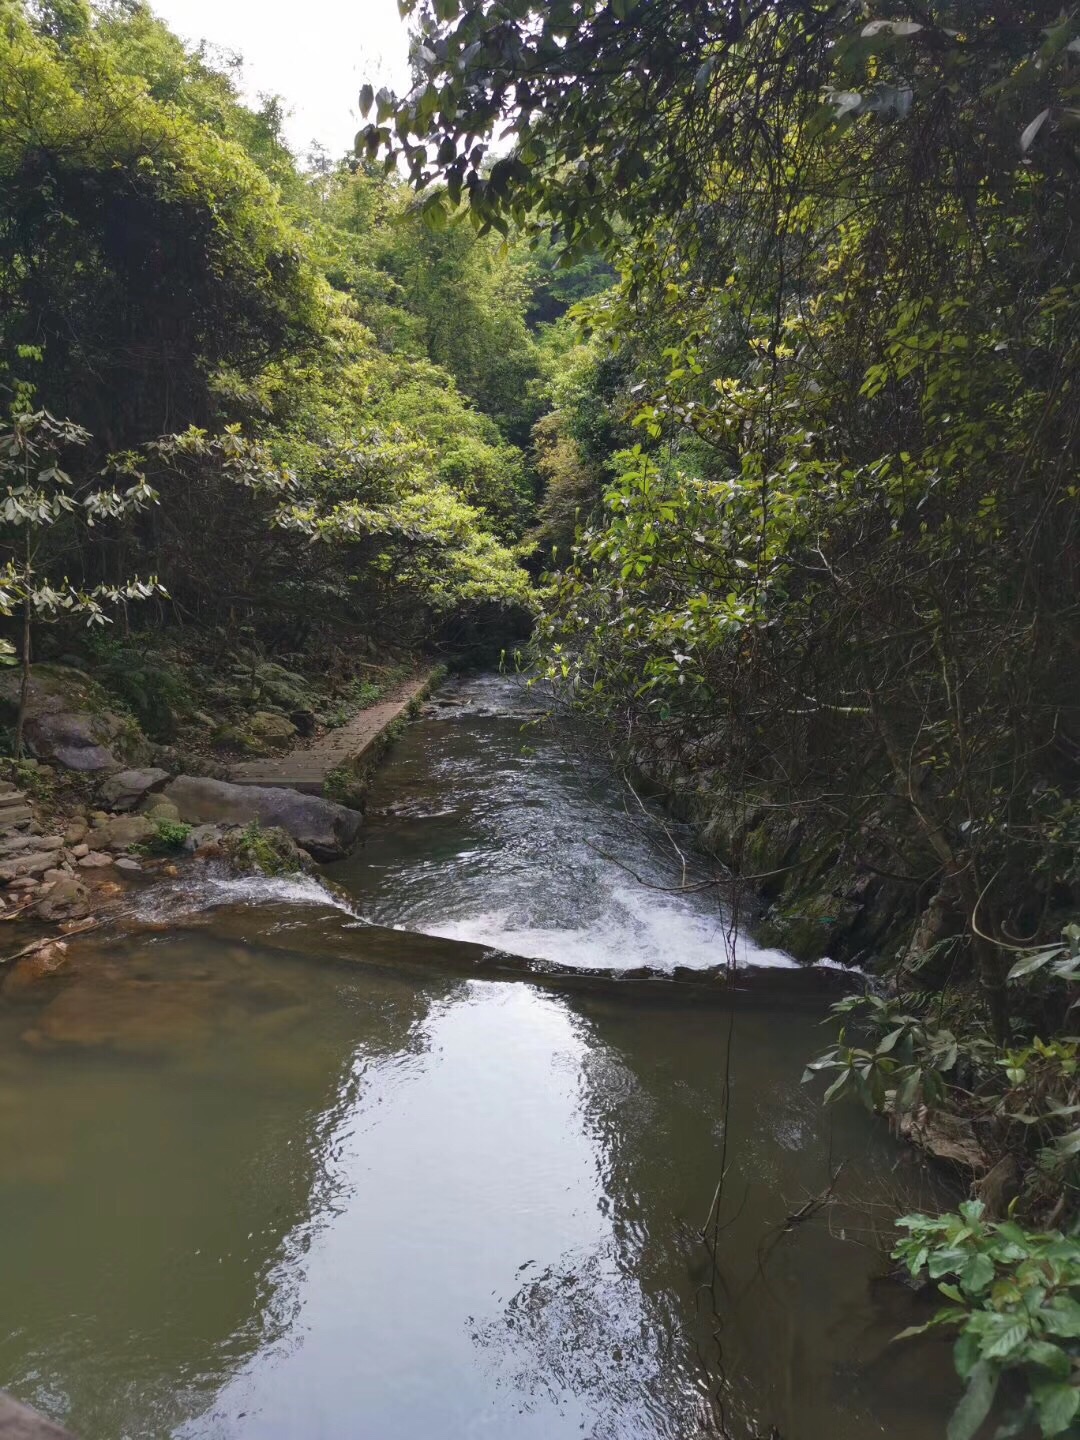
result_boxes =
[0,0,564,656]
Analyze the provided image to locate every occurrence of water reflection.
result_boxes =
[0,922,443,1438]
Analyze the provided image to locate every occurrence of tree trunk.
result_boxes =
[13,588,31,761]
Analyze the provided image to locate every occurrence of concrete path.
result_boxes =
[228,669,437,795]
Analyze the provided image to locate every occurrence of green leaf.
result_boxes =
[1033,1382,1079,1438]
[982,1322,1028,1359]
[930,1249,968,1279]
[948,1361,998,1440]
[1043,1298,1080,1338]
[1026,1342,1072,1380]
[960,1254,996,1293]
[877,1026,906,1054]
[1008,949,1058,980]
[954,1329,981,1379]
[893,1321,933,1341]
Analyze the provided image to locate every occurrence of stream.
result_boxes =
[0,674,956,1439]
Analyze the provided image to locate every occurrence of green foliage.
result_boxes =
[0,3,320,441]
[369,1,1080,264]
[147,818,191,853]
[322,761,365,808]
[804,993,965,1117]
[84,635,192,742]
[323,677,382,729]
[225,820,300,877]
[894,1203,1080,1440]
[5,757,53,802]
[0,0,538,660]
[1009,926,1080,987]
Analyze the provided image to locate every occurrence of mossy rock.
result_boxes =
[220,822,308,876]
[757,889,861,963]
[249,710,297,749]
[211,724,271,757]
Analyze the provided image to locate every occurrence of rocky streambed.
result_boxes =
[0,663,395,942]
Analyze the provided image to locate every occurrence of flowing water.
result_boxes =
[0,675,955,1439]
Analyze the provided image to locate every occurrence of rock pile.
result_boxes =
[0,780,91,923]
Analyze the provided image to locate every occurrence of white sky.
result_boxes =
[148,0,413,158]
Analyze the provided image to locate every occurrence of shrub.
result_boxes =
[894,1203,1080,1440]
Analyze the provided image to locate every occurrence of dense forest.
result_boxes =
[2,0,1080,1434]
[367,2,1080,1433]
[0,0,606,673]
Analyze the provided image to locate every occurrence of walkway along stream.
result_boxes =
[0,674,959,1440]
[228,670,439,796]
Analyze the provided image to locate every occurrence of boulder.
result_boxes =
[182,823,224,853]
[141,797,181,823]
[164,775,362,860]
[212,724,269,757]
[99,767,171,813]
[24,710,117,771]
[34,875,90,924]
[85,814,155,852]
[77,851,114,870]
[0,665,151,770]
[0,850,63,882]
[249,711,297,749]
[0,834,62,858]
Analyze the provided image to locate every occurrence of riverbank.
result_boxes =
[0,649,443,954]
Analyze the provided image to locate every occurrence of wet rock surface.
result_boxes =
[165,775,362,860]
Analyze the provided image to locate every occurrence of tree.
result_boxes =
[0,410,162,753]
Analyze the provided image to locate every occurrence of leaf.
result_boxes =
[930,1248,968,1279]
[893,1321,933,1341]
[1026,1342,1072,1380]
[359,84,375,117]
[1020,108,1050,155]
[947,1361,998,1440]
[1008,949,1057,980]
[1033,1382,1079,1438]
[1042,1297,1080,1338]
[954,1329,981,1379]
[862,19,924,36]
[982,1322,1028,1359]
[961,1253,996,1293]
